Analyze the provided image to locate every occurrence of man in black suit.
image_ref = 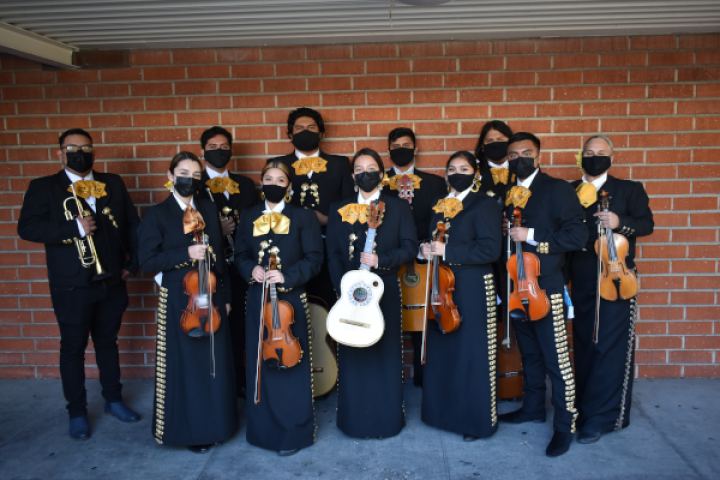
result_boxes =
[385,127,447,387]
[269,107,355,309]
[196,125,257,396]
[18,128,141,440]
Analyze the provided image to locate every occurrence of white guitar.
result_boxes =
[327,200,386,348]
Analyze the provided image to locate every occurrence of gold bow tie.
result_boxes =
[69,180,107,199]
[505,186,532,209]
[206,177,240,195]
[338,203,369,224]
[576,182,597,209]
[387,174,422,190]
[432,197,464,219]
[490,168,509,185]
[253,212,290,236]
[292,157,327,176]
[183,205,206,235]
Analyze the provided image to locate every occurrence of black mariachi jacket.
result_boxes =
[326,192,418,294]
[570,174,654,270]
[269,151,355,218]
[234,202,324,291]
[18,170,140,287]
[137,195,231,301]
[478,160,514,205]
[427,190,502,272]
[385,167,447,244]
[502,170,588,285]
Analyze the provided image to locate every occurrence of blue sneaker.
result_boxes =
[69,416,91,440]
[104,401,141,422]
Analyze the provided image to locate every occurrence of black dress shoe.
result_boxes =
[577,430,602,444]
[104,401,141,422]
[463,434,479,442]
[69,416,91,440]
[546,432,573,457]
[497,409,545,424]
[187,444,212,454]
[278,448,300,456]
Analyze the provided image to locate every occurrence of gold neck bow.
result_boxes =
[183,205,206,235]
[490,168,510,185]
[387,173,422,190]
[432,197,464,219]
[338,203,369,224]
[69,180,107,199]
[292,157,327,176]
[576,182,598,209]
[505,186,532,209]
[253,212,290,236]
[206,177,240,195]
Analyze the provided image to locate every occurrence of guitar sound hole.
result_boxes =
[353,287,368,302]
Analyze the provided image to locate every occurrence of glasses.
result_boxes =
[65,145,93,153]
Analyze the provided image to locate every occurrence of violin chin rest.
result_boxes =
[187,328,207,338]
[510,309,529,321]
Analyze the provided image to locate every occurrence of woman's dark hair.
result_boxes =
[169,151,203,174]
[200,126,232,149]
[446,151,479,173]
[261,159,293,182]
[351,148,384,172]
[473,120,513,162]
[287,107,325,134]
[59,128,93,147]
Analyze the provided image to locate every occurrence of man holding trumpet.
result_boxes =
[18,128,141,440]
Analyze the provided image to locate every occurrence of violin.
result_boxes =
[420,221,461,363]
[181,229,221,338]
[507,208,550,321]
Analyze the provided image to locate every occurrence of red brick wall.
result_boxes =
[1,33,719,380]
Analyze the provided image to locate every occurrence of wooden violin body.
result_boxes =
[595,191,638,301]
[262,256,302,369]
[181,234,221,338]
[398,260,429,331]
[427,260,461,334]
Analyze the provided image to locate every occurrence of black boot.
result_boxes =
[577,430,602,444]
[497,409,545,424]
[546,432,573,457]
[69,416,91,440]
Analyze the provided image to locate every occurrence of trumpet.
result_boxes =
[63,184,111,281]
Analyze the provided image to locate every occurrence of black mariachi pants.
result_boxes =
[227,264,248,393]
[50,281,128,418]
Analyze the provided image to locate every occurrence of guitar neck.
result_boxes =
[359,228,377,271]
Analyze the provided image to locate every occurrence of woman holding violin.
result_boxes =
[326,148,417,439]
[234,160,323,456]
[568,135,653,445]
[419,151,502,441]
[138,152,237,453]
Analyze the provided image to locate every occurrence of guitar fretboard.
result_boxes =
[359,228,377,271]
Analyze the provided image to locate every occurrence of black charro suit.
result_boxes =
[18,169,140,418]
[197,168,257,393]
[269,151,355,309]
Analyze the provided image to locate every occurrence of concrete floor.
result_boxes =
[0,378,718,480]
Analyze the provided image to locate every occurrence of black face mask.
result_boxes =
[262,184,287,204]
[204,149,232,169]
[509,157,537,179]
[173,176,203,198]
[389,147,415,167]
[354,171,383,193]
[66,151,94,173]
[582,155,612,176]
[447,173,475,192]
[483,142,509,162]
[291,130,320,152]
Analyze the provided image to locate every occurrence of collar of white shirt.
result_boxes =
[295,149,320,159]
[517,168,540,188]
[173,191,197,211]
[262,199,286,214]
[488,160,509,169]
[392,162,415,176]
[205,166,229,179]
[65,169,94,184]
[447,185,473,202]
[357,189,381,205]
[582,172,607,191]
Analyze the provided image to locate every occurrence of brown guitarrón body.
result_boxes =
[507,208,550,322]
[181,231,221,337]
[497,318,524,399]
[596,191,638,302]
[261,255,302,370]
[398,260,429,331]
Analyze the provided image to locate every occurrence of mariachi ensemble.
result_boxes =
[18,108,653,458]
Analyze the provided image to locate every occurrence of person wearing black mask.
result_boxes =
[234,160,323,456]
[386,127,447,387]
[137,152,237,453]
[474,120,515,200]
[419,151,502,442]
[196,126,257,398]
[327,148,417,440]
[18,128,141,440]
[498,132,588,458]
[268,108,355,312]
[568,135,653,445]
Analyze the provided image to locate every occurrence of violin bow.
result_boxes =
[502,217,512,348]
[254,265,269,404]
[420,244,432,365]
[593,206,604,345]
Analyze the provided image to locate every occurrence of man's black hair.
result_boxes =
[59,128,92,147]
[200,126,232,149]
[388,127,416,147]
[287,107,325,134]
[508,132,541,151]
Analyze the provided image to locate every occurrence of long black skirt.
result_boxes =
[245,285,315,451]
[571,250,637,433]
[151,279,238,446]
[337,276,405,439]
[421,266,498,438]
